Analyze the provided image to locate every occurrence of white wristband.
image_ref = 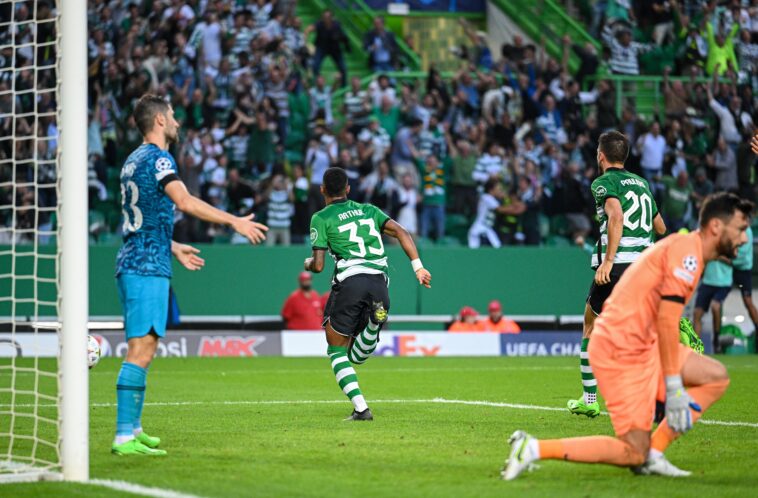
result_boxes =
[411,258,424,273]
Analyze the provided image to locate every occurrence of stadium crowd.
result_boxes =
[1,0,757,248]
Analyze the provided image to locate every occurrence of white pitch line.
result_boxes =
[2,397,756,428]
[88,479,207,498]
[84,366,577,376]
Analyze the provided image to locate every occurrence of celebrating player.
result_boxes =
[112,95,267,456]
[504,192,751,479]
[305,167,432,421]
[568,131,666,418]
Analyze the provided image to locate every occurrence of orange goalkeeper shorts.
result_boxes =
[589,334,693,437]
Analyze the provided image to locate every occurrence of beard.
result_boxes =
[716,232,739,260]
[165,127,178,144]
[300,284,312,291]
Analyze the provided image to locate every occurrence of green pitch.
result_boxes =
[3,356,758,497]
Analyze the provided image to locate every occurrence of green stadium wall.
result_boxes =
[1,245,592,317]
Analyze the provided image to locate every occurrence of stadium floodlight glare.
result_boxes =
[0,0,88,483]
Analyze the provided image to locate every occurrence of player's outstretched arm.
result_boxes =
[165,180,268,244]
[171,241,205,271]
[751,132,758,155]
[383,220,432,288]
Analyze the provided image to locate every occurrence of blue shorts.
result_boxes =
[733,269,752,297]
[117,274,169,340]
[694,283,730,310]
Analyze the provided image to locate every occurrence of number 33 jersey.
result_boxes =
[116,143,179,278]
[591,167,659,269]
[310,199,390,283]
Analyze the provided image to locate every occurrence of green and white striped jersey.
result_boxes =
[310,199,390,282]
[591,168,659,269]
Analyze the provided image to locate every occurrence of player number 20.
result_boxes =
[623,191,652,233]
[121,181,143,232]
[338,219,385,258]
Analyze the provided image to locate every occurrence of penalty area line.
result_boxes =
[88,479,208,498]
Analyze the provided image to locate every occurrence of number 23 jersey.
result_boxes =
[116,143,179,278]
[591,167,659,269]
[310,199,390,283]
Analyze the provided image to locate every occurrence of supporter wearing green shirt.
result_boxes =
[661,171,693,231]
[373,100,401,138]
[417,155,448,242]
[446,132,478,219]
[705,17,739,75]
[246,113,276,179]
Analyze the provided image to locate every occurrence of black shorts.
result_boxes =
[733,269,752,297]
[694,284,730,310]
[323,273,390,337]
[586,264,631,315]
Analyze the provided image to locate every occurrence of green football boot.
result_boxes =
[567,398,601,418]
[371,301,388,325]
[679,317,704,354]
[111,439,167,456]
[135,431,161,449]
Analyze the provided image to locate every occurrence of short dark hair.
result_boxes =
[484,177,499,194]
[699,192,754,228]
[323,167,348,197]
[133,94,170,136]
[598,130,630,164]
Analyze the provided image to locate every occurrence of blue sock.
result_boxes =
[134,366,148,432]
[116,362,147,438]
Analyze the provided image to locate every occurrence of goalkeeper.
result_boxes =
[503,193,750,480]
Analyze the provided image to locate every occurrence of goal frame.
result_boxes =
[58,0,89,482]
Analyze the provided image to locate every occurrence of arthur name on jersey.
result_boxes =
[338,209,364,222]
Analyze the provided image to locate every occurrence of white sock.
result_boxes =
[114,435,135,445]
[133,427,143,436]
[528,438,540,460]
[352,394,368,412]
[367,320,380,333]
[648,448,663,460]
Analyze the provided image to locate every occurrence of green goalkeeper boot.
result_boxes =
[679,317,704,354]
[567,398,601,418]
[111,439,167,456]
[136,431,161,449]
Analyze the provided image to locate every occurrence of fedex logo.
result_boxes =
[199,336,264,357]
[375,335,440,357]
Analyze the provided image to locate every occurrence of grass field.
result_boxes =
[2,355,758,497]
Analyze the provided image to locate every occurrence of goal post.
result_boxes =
[58,0,89,482]
[0,0,89,483]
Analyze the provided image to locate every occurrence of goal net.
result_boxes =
[0,0,88,483]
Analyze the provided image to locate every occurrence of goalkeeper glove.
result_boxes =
[664,375,702,433]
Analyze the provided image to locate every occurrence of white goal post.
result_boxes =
[58,0,89,482]
[0,0,88,483]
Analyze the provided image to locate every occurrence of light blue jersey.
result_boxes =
[115,144,178,278]
[702,260,733,287]
[733,227,753,271]
[115,143,179,339]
